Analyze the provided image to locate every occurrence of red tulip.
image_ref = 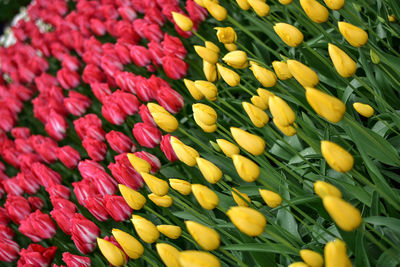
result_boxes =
[82,138,107,161]
[15,138,33,153]
[35,73,59,93]
[135,76,155,101]
[61,54,81,72]
[28,196,44,211]
[18,244,57,267]
[4,195,31,224]
[0,108,16,132]
[132,122,162,148]
[71,214,100,254]
[73,114,105,141]
[102,98,127,125]
[64,91,91,116]
[84,195,110,221]
[130,45,151,67]
[106,130,135,154]
[162,33,187,59]
[62,252,91,267]
[32,162,62,187]
[0,207,10,225]
[92,170,118,196]
[19,210,57,242]
[186,0,208,24]
[160,134,178,161]
[30,135,58,164]
[112,90,140,116]
[162,55,188,80]
[56,145,81,169]
[115,43,132,64]
[72,179,98,206]
[90,18,106,36]
[50,208,75,235]
[118,6,137,21]
[57,68,80,90]
[11,127,31,139]
[147,41,164,67]
[16,171,40,195]
[45,110,68,141]
[108,153,144,190]
[115,71,137,94]
[0,238,19,262]
[50,197,77,213]
[139,104,156,126]
[47,184,71,199]
[103,194,132,222]
[3,177,24,196]
[0,225,14,240]
[134,151,161,173]
[156,87,184,114]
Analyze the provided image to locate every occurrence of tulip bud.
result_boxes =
[172,12,193,32]
[225,43,238,51]
[112,229,144,259]
[97,238,127,266]
[300,0,329,23]
[170,137,200,166]
[232,188,251,206]
[328,44,357,77]
[216,139,240,157]
[323,196,362,231]
[215,27,237,44]
[203,61,218,82]
[273,119,297,136]
[269,96,296,126]
[236,0,251,10]
[273,23,304,47]
[272,61,292,80]
[141,172,169,196]
[388,14,397,22]
[323,0,344,10]
[157,225,182,239]
[194,0,206,7]
[251,95,268,110]
[338,22,368,47]
[353,102,374,117]
[194,45,219,64]
[185,221,220,250]
[178,251,221,267]
[222,51,248,69]
[194,80,218,101]
[191,184,219,210]
[370,49,380,64]
[259,189,282,208]
[205,41,220,53]
[127,153,151,174]
[257,88,275,107]
[288,263,308,267]
[232,154,260,182]
[324,239,352,267]
[279,0,293,4]
[203,0,227,21]
[156,243,180,267]
[147,103,179,132]
[148,193,173,207]
[131,215,160,243]
[248,0,270,17]
[249,61,277,87]
[196,157,223,184]
[242,102,269,127]
[321,141,354,172]
[287,60,319,87]
[169,179,192,195]
[231,127,266,156]
[300,249,324,267]
[193,104,218,126]
[216,63,240,86]
[314,181,342,199]
[227,206,266,236]
[118,184,146,210]
[305,87,345,123]
[184,79,204,100]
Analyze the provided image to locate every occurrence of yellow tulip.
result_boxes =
[141,172,169,196]
[203,61,217,82]
[338,22,368,47]
[170,136,200,166]
[323,196,362,231]
[185,221,220,250]
[118,184,146,210]
[178,251,221,267]
[169,179,192,195]
[112,229,144,259]
[157,225,182,239]
[288,263,308,267]
[272,61,292,80]
[194,45,219,64]
[226,206,266,236]
[184,79,204,100]
[196,121,217,133]
[191,184,219,210]
[131,215,160,243]
[194,80,218,101]
[194,0,206,7]
[203,0,227,21]
[257,88,274,108]
[222,51,248,69]
[388,14,396,22]
[353,102,374,117]
[259,189,282,208]
[328,44,357,77]
[305,87,346,123]
[248,0,270,17]
[148,193,173,207]
[97,238,127,266]
[196,157,223,184]
[249,61,277,87]
[232,188,251,206]
[216,63,240,86]
[236,0,251,10]
[287,60,319,87]
[321,140,354,172]
[250,95,268,110]
[224,43,238,51]
[216,139,240,158]
[273,119,297,136]
[279,0,293,4]
[215,27,237,44]
[230,127,266,156]
[300,249,324,267]
[147,103,179,132]
[323,0,344,10]
[300,0,329,23]
[192,103,217,126]
[324,239,352,267]
[273,23,304,47]
[232,154,260,182]
[156,243,180,267]
[269,95,296,127]
[242,102,269,127]
[171,12,193,31]
[314,180,342,199]
[205,41,220,53]
[127,153,151,173]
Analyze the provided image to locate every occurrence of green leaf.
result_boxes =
[221,243,297,255]
[377,248,400,267]
[355,227,371,267]
[363,216,400,234]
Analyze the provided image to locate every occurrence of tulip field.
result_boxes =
[1,0,400,266]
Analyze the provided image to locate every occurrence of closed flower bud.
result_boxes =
[231,127,266,156]
[249,61,277,87]
[141,172,169,196]
[236,0,251,10]
[172,12,193,32]
[279,0,293,4]
[112,229,144,259]
[321,141,354,172]
[131,215,160,243]
[184,79,204,100]
[205,41,220,53]
[222,51,248,69]
[157,225,182,239]
[289,263,308,267]
[215,27,237,44]
[259,189,282,208]
[272,61,292,80]
[171,137,200,166]
[216,63,240,86]
[353,102,374,117]
[196,157,223,184]
[305,87,345,123]
[248,0,270,16]
[193,104,218,125]
[227,206,266,236]
[192,184,219,210]
[273,23,304,47]
[243,102,269,127]
[147,103,179,132]
[323,0,344,10]
[257,88,275,108]
[273,119,297,136]
[203,61,217,82]
[185,221,220,250]
[194,80,218,101]
[127,153,151,174]
[300,0,329,23]
[388,14,396,22]
[287,60,319,87]
[216,139,240,157]
[232,188,251,206]
[314,180,342,199]
[169,179,192,195]
[324,239,352,267]
[370,49,380,64]
[232,154,260,182]
[179,251,221,267]
[148,193,173,207]
[251,95,268,110]
[328,44,357,77]
[323,196,362,231]
[225,43,238,51]
[197,122,218,133]
[269,96,296,126]
[203,0,227,21]
[300,249,324,267]
[118,184,146,210]
[194,45,219,64]
[97,238,127,266]
[338,22,368,47]
[156,243,180,267]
